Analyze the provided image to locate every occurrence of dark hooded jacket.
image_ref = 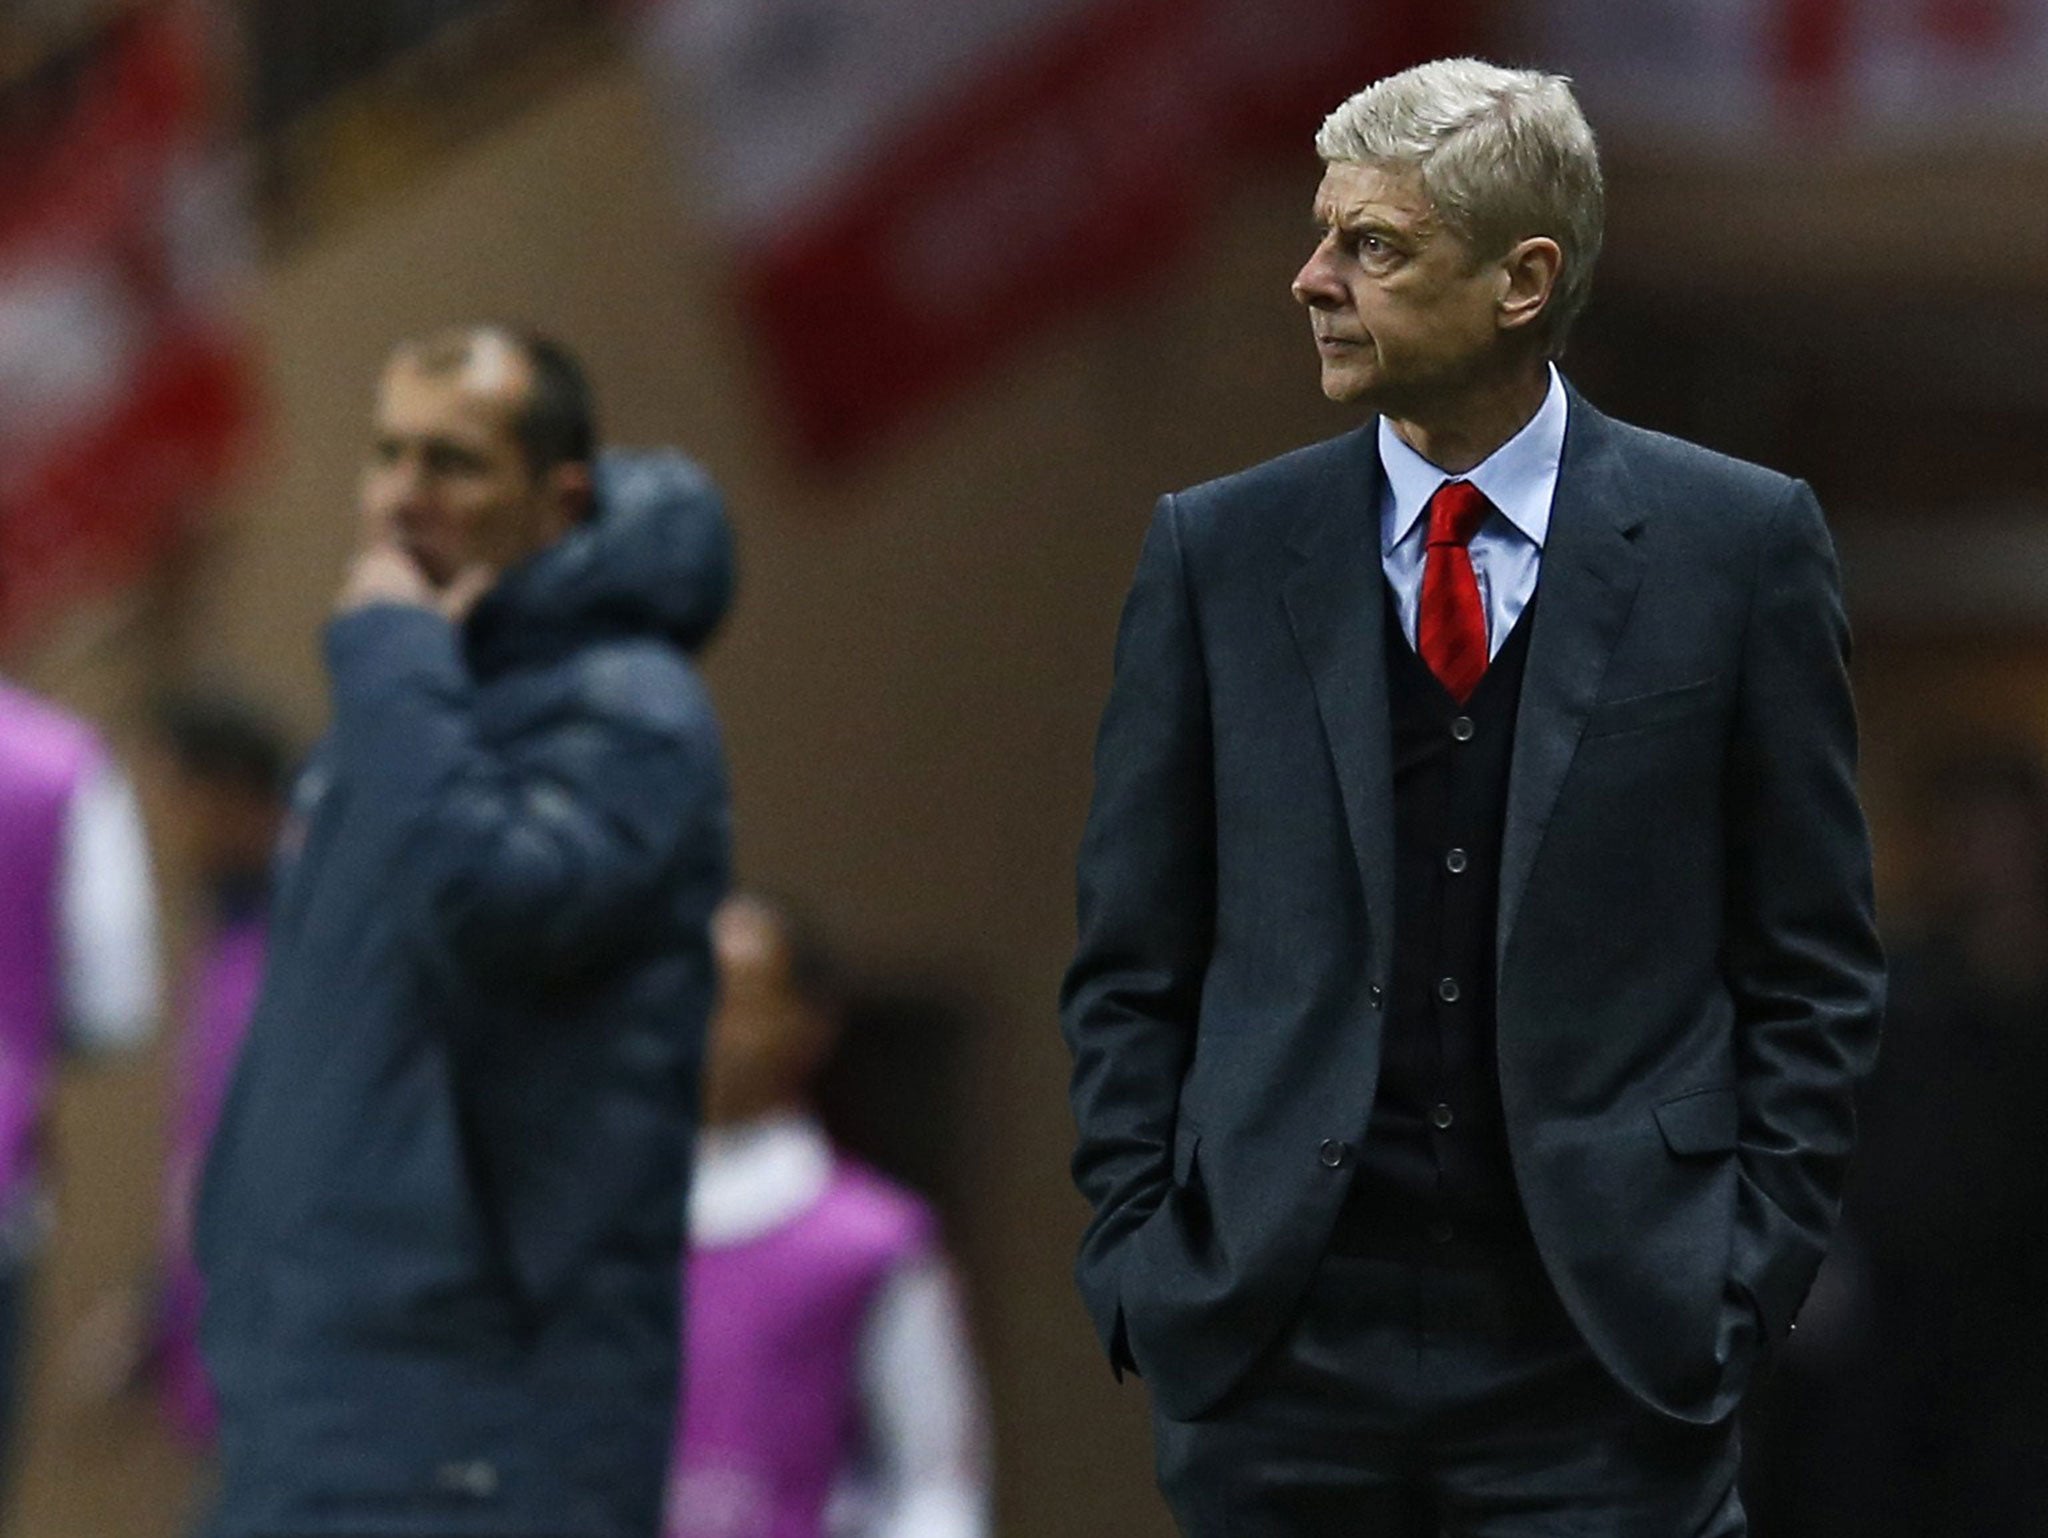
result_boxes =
[197,451,733,1538]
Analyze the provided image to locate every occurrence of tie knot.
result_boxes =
[1426,480,1491,548]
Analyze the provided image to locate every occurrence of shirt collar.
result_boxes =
[1378,363,1567,554]
[689,1109,834,1247]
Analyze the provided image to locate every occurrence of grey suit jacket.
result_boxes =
[1061,387,1885,1425]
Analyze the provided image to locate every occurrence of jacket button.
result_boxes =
[1318,1139,1350,1169]
[1436,976,1461,1004]
[1431,1103,1455,1130]
[1367,984,1384,1009]
[1444,848,1469,875]
[1450,716,1476,742]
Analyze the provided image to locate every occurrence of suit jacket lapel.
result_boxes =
[1497,393,1648,966]
[1283,428,1397,976]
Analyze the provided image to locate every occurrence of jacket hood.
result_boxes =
[465,449,735,676]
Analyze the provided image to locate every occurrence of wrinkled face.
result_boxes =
[701,898,836,1126]
[358,340,564,588]
[1291,161,1509,414]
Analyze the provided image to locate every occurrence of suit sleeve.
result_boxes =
[322,605,725,990]
[1060,493,1213,1372]
[1721,479,1886,1343]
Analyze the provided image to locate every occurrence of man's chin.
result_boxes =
[1318,367,1378,406]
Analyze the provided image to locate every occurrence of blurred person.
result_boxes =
[195,327,734,1538]
[65,691,294,1454]
[0,675,161,1483]
[1743,751,2048,1538]
[152,692,292,1451]
[1062,57,1884,1537]
[668,892,990,1538]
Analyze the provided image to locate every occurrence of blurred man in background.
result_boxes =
[1063,58,1883,1536]
[0,675,160,1488]
[64,690,292,1521]
[64,690,296,1456]
[148,691,293,1453]
[669,891,990,1538]
[196,327,733,1538]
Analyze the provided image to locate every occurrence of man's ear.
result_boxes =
[1496,236,1562,337]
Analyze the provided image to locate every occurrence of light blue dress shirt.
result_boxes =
[1379,364,1567,659]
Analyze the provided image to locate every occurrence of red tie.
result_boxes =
[1418,480,1492,703]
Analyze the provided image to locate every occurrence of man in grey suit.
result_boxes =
[1061,58,1884,1536]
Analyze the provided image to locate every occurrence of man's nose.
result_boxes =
[381,456,433,513]
[364,459,425,530]
[1292,242,1341,309]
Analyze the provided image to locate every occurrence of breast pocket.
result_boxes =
[1582,676,1720,741]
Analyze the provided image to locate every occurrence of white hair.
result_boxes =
[1316,58,1605,354]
